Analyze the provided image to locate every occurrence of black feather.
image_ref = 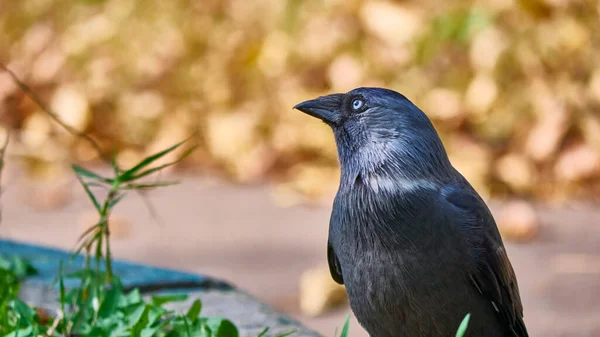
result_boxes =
[442,182,528,337]
[327,239,344,284]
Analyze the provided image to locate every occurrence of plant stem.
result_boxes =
[99,188,119,282]
[0,63,111,164]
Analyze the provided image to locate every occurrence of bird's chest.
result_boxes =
[330,189,469,336]
[338,242,469,337]
[340,247,442,336]
[343,248,412,306]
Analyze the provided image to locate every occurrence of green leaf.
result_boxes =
[132,145,198,181]
[10,299,37,322]
[151,294,188,306]
[70,232,98,263]
[204,317,238,337]
[185,299,202,322]
[141,327,161,337]
[455,313,471,337]
[126,303,149,334]
[4,326,33,337]
[183,316,192,337]
[74,171,102,213]
[257,328,269,337]
[120,289,142,307]
[172,316,206,337]
[64,268,101,280]
[111,148,121,173]
[338,314,350,337]
[95,314,125,334]
[59,261,66,318]
[123,181,180,190]
[146,305,168,326]
[0,268,20,318]
[275,331,295,337]
[72,164,112,183]
[0,254,37,279]
[9,257,37,279]
[64,288,78,305]
[0,255,9,269]
[92,315,121,336]
[117,136,195,183]
[98,286,122,318]
[74,321,94,336]
[109,193,127,208]
[133,311,151,336]
[75,224,100,248]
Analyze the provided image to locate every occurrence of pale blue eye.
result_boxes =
[352,99,364,110]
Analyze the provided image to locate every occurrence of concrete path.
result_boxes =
[1,170,599,336]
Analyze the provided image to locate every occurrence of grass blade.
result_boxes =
[70,229,99,263]
[455,313,471,337]
[84,181,111,190]
[185,299,202,322]
[339,314,350,337]
[77,225,100,245]
[126,145,198,182]
[117,135,195,182]
[183,316,192,337]
[59,261,66,317]
[257,328,269,337]
[123,181,180,190]
[111,148,121,174]
[151,294,188,306]
[109,192,127,208]
[72,164,111,183]
[73,172,102,213]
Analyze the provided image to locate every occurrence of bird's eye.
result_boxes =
[351,99,364,111]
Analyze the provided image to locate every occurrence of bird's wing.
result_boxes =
[327,238,344,284]
[442,183,528,337]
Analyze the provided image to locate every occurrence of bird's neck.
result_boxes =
[334,166,444,252]
[338,147,450,194]
[333,138,456,251]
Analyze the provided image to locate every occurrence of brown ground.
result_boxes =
[1,171,599,337]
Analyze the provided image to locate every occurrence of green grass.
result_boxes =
[456,313,471,337]
[2,270,240,337]
[337,315,350,337]
[68,136,196,281]
[0,138,243,337]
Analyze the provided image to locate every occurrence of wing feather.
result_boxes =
[442,184,528,337]
[327,239,344,284]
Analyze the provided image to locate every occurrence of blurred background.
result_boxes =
[1,0,599,336]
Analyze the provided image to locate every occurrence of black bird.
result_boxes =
[294,87,528,337]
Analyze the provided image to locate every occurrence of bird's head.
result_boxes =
[294,87,453,188]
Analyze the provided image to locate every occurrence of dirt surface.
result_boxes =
[1,171,599,336]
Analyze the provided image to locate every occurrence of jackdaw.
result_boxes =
[294,87,528,337]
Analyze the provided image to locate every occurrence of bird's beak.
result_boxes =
[293,94,343,124]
